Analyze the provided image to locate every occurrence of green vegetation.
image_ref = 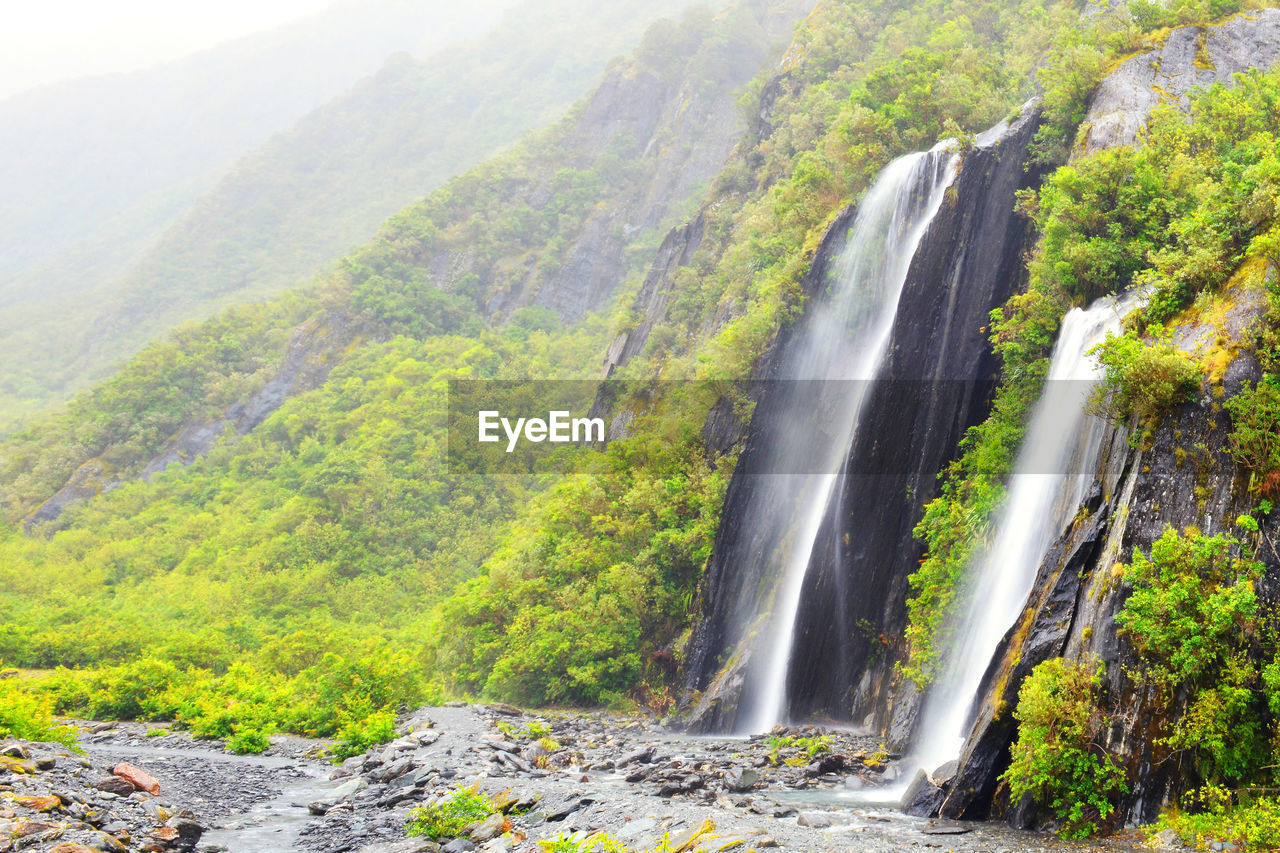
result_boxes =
[0,686,80,751]
[1089,331,1203,423]
[905,59,1280,688]
[407,785,501,839]
[537,821,715,853]
[1155,785,1280,852]
[1001,657,1127,838]
[1119,528,1267,782]
[764,734,832,765]
[1117,528,1280,850]
[1228,380,1280,492]
[1005,527,1280,843]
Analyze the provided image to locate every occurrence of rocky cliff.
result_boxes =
[916,10,1280,828]
[1084,8,1280,153]
[934,271,1274,828]
[683,103,1046,731]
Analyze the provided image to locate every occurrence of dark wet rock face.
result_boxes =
[685,104,1046,733]
[940,274,1277,827]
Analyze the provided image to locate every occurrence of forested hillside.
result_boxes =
[0,0,709,430]
[7,0,1280,846]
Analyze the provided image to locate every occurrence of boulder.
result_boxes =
[92,777,136,797]
[929,759,959,787]
[167,817,203,850]
[616,746,654,767]
[724,767,759,792]
[111,763,160,795]
[902,769,945,818]
[469,813,508,843]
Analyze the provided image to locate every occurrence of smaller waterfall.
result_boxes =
[734,141,959,733]
[911,289,1143,773]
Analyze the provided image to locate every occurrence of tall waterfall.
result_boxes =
[911,290,1143,772]
[731,142,959,733]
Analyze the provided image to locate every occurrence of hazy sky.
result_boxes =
[1,0,336,99]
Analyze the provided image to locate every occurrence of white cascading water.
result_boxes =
[910,289,1144,774]
[737,141,959,733]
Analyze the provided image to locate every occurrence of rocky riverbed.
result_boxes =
[2,707,1155,852]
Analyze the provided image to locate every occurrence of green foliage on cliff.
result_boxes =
[1228,380,1280,490]
[905,60,1280,688]
[1118,527,1262,694]
[1001,657,1128,838]
[1089,331,1203,422]
[1119,527,1271,784]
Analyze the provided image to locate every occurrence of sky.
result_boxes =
[0,0,337,100]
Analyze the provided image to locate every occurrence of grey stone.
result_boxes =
[1084,9,1280,153]
[723,767,759,792]
[441,840,477,853]
[797,811,833,828]
[616,746,654,767]
[469,812,507,843]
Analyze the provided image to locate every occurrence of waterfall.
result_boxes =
[729,141,959,733]
[910,289,1144,773]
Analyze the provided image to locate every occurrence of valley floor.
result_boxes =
[3,707,1153,852]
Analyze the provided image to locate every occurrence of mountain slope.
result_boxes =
[0,0,715,429]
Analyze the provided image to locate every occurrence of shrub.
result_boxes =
[0,687,80,751]
[1089,332,1202,422]
[1001,657,1128,837]
[1226,381,1280,489]
[1156,786,1280,852]
[406,785,498,839]
[1117,527,1268,781]
[227,725,273,755]
[1117,527,1261,691]
[332,704,397,761]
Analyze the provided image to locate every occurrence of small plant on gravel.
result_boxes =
[537,736,561,752]
[538,820,715,853]
[228,725,272,755]
[145,728,169,737]
[764,735,794,764]
[538,832,628,853]
[407,785,498,839]
[797,735,832,758]
[523,720,551,739]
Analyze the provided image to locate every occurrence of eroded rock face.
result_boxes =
[933,14,1280,826]
[684,103,1046,732]
[24,310,358,528]
[1084,8,1280,153]
[940,269,1277,827]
